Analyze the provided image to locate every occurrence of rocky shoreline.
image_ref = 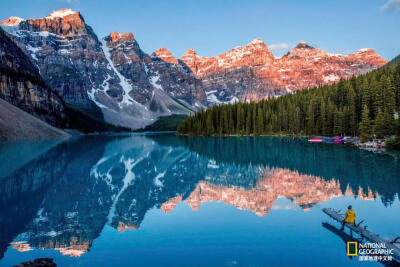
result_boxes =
[176,133,400,152]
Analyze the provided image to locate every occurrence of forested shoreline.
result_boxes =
[178,58,400,142]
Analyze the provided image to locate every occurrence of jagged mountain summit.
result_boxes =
[0,8,388,129]
[180,39,387,101]
[0,9,197,129]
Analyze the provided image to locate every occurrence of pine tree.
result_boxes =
[382,75,396,114]
[359,105,373,142]
[206,111,213,135]
[374,109,385,139]
[245,110,251,135]
[256,106,264,135]
[347,85,356,135]
[306,99,314,135]
[394,73,400,111]
[383,110,395,136]
[237,104,245,134]
[333,109,344,136]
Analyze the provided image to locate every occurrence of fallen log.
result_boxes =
[322,208,400,262]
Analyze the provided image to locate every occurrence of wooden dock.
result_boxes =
[322,208,400,262]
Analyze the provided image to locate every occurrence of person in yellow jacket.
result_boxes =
[340,205,356,230]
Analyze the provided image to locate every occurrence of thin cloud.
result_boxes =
[268,43,291,51]
[381,0,400,11]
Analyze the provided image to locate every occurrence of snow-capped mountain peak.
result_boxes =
[356,48,374,53]
[46,8,78,19]
[295,40,314,49]
[250,38,265,44]
[0,16,25,26]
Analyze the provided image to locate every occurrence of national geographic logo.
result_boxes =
[347,241,358,256]
[346,241,395,262]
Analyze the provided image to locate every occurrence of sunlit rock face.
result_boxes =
[154,47,179,65]
[0,17,25,27]
[181,39,275,78]
[266,43,388,95]
[180,39,387,102]
[21,9,87,36]
[149,47,206,106]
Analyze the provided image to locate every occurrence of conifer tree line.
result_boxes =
[178,60,400,141]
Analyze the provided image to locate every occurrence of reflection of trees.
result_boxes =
[0,134,398,260]
[176,136,400,205]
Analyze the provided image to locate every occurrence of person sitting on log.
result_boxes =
[340,205,356,230]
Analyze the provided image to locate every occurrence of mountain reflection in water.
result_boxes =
[0,134,399,263]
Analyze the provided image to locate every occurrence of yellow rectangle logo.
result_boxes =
[347,241,358,256]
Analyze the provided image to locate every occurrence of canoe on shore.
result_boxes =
[308,136,345,143]
[309,138,323,143]
[322,208,400,262]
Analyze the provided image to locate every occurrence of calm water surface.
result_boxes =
[0,134,399,266]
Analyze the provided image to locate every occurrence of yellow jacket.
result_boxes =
[345,209,356,223]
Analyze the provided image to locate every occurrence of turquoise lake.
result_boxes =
[0,134,399,266]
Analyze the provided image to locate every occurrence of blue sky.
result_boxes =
[1,0,399,60]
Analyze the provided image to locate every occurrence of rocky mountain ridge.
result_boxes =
[1,9,197,129]
[180,40,387,101]
[0,27,66,127]
[0,8,388,129]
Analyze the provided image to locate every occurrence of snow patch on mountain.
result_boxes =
[26,45,41,61]
[0,16,25,26]
[0,25,20,36]
[87,89,109,109]
[357,48,373,53]
[206,90,239,104]
[323,74,340,83]
[46,9,77,19]
[101,39,149,110]
[150,73,163,90]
